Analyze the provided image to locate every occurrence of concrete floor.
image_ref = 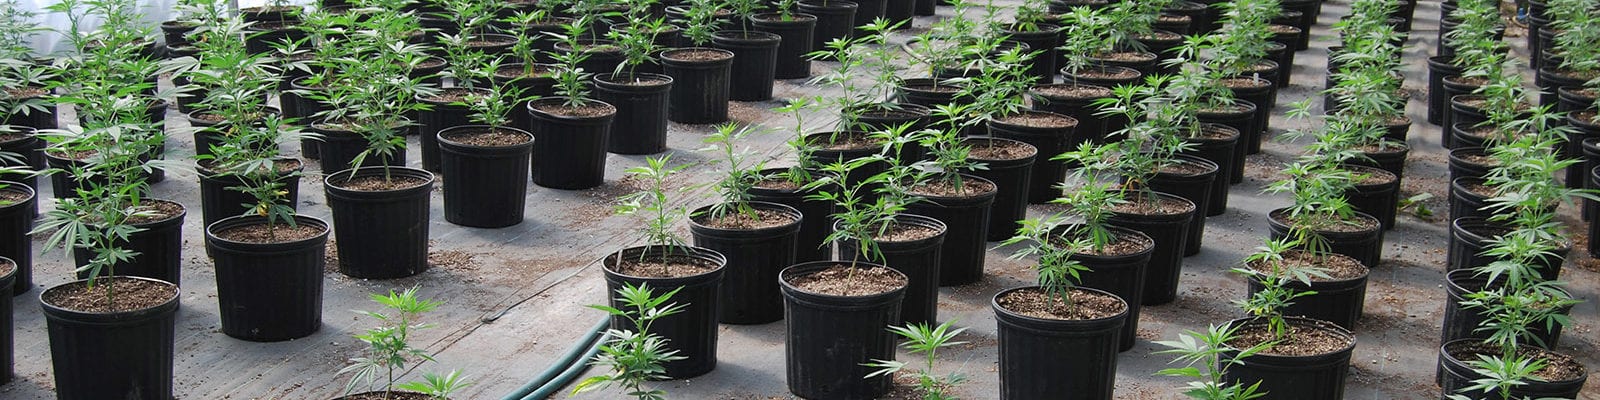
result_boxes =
[3,0,1600,399]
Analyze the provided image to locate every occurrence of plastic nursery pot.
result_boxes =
[849,0,888,35]
[553,40,624,80]
[206,214,330,341]
[71,199,186,286]
[1426,56,1465,125]
[1535,67,1590,109]
[898,78,967,110]
[1349,141,1410,184]
[602,245,727,379]
[747,169,834,264]
[711,31,781,102]
[1148,155,1218,256]
[752,13,819,80]
[1062,226,1153,352]
[1002,24,1061,83]
[1341,165,1400,232]
[44,147,162,198]
[1447,147,1495,184]
[1563,116,1600,189]
[1107,192,1195,306]
[309,123,407,175]
[1029,83,1114,147]
[0,87,56,131]
[0,256,13,384]
[0,128,44,190]
[1179,123,1240,216]
[1448,177,1495,222]
[964,138,1038,242]
[992,286,1128,400]
[1592,165,1600,256]
[987,110,1079,204]
[417,87,489,172]
[1447,218,1567,281]
[797,1,858,54]
[197,159,303,228]
[1264,42,1295,88]
[802,131,886,190]
[883,0,913,25]
[906,175,998,286]
[591,73,672,155]
[661,48,734,124]
[1244,252,1370,329]
[526,98,616,190]
[1196,100,1258,185]
[836,215,947,326]
[1223,77,1275,155]
[1586,141,1600,222]
[1135,30,1184,76]
[0,183,34,296]
[1267,208,1385,269]
[1438,77,1485,139]
[1221,317,1357,400]
[853,103,931,162]
[323,167,435,279]
[779,261,908,400]
[41,276,180,400]
[1437,339,1588,399]
[1086,51,1160,79]
[188,108,282,159]
[1557,87,1598,115]
[438,125,536,228]
[1438,269,1570,351]
[1058,68,1142,134]
[689,202,802,324]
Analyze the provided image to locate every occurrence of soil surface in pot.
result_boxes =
[442,127,531,147]
[753,176,802,191]
[874,221,941,243]
[1072,68,1140,80]
[1053,230,1153,256]
[693,208,797,229]
[127,200,184,224]
[610,253,718,278]
[43,277,177,313]
[602,75,671,86]
[905,83,960,92]
[1094,52,1155,62]
[1109,193,1192,215]
[1187,123,1238,139]
[1269,209,1380,233]
[994,112,1077,128]
[808,132,880,151]
[1158,159,1213,175]
[199,159,302,176]
[1445,341,1586,382]
[340,391,437,400]
[968,140,1037,160]
[0,258,13,278]
[333,175,428,192]
[909,178,996,197]
[530,102,615,118]
[997,287,1125,320]
[214,223,325,244]
[1227,323,1353,356]
[422,87,485,103]
[0,187,28,204]
[495,64,554,79]
[1246,250,1367,280]
[665,48,733,61]
[786,264,906,296]
[1032,84,1113,99]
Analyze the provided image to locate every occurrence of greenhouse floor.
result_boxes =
[3,0,1599,398]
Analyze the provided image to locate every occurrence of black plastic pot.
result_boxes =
[0,90,55,131]
[1563,116,1600,189]
[72,200,186,286]
[0,257,12,383]
[803,131,886,191]
[438,126,535,228]
[992,286,1127,400]
[1437,339,1587,399]
[1180,123,1241,216]
[897,78,965,110]
[1447,147,1494,183]
[1268,208,1384,269]
[712,31,781,102]
[850,0,888,35]
[988,110,1079,204]
[1222,317,1356,400]
[689,202,801,324]
[780,261,907,400]
[1343,165,1400,231]
[1029,83,1114,147]
[243,22,305,55]
[206,214,329,342]
[417,88,487,172]
[884,0,913,25]
[602,245,727,379]
[1245,253,1369,329]
[1447,95,1494,143]
[748,169,834,264]
[1067,226,1153,351]
[1535,68,1588,109]
[1447,218,1566,281]
[0,129,43,190]
[1439,77,1484,137]
[965,138,1038,241]
[1149,155,1218,256]
[752,13,818,79]
[1136,30,1184,76]
[662,48,734,124]
[1265,41,1295,88]
[853,103,930,162]
[1587,142,1600,223]
[0,183,33,296]
[553,40,624,80]
[197,160,303,228]
[1557,87,1596,115]
[1440,268,1567,351]
[310,123,407,175]
[1448,177,1493,222]
[41,276,179,400]
[527,98,615,190]
[1108,192,1194,306]
[906,175,997,286]
[1225,78,1275,155]
[1087,51,1160,79]
[798,1,858,53]
[836,215,946,326]
[594,73,673,155]
[1196,101,1258,185]
[323,167,434,279]
[1350,143,1410,186]
[1002,25,1061,83]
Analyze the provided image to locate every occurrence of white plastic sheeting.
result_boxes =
[17,0,304,54]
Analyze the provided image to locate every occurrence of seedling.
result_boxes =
[340,286,455,396]
[699,123,769,221]
[548,17,596,108]
[615,155,696,268]
[865,320,969,399]
[1231,238,1328,340]
[1155,324,1272,400]
[572,283,688,400]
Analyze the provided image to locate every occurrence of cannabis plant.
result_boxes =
[1231,238,1328,340]
[548,17,596,107]
[340,286,459,397]
[616,155,695,266]
[1155,324,1271,400]
[865,320,968,400]
[699,123,769,221]
[572,283,688,400]
[806,18,906,132]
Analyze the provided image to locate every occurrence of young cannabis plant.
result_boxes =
[341,286,447,396]
[699,123,769,221]
[616,155,695,266]
[865,320,969,400]
[1155,324,1272,400]
[572,283,688,400]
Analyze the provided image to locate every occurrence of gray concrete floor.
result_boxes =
[3,0,1600,398]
